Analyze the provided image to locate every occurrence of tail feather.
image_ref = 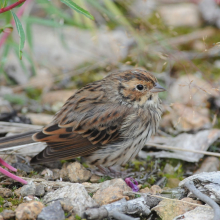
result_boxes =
[0,130,39,150]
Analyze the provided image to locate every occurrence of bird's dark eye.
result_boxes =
[136,84,144,91]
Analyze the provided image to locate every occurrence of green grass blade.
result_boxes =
[24,16,62,28]
[0,43,10,76]
[60,0,94,20]
[11,11,25,60]
[26,21,33,48]
[1,0,8,8]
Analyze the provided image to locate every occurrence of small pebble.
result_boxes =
[35,184,45,196]
[20,183,36,196]
[3,201,12,208]
[1,210,15,220]
[0,187,12,198]
[37,201,65,220]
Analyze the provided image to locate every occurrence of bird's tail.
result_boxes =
[0,130,38,150]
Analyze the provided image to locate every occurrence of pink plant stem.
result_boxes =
[0,158,17,172]
[0,167,27,185]
[0,0,26,14]
[0,0,31,48]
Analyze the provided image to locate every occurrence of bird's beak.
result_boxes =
[150,82,166,93]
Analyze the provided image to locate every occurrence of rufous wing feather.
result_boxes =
[31,81,132,164]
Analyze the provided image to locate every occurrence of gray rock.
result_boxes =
[141,129,220,162]
[174,205,214,220]
[37,201,65,220]
[179,171,220,204]
[1,210,15,220]
[214,60,220,69]
[163,164,175,175]
[82,178,131,194]
[11,162,33,173]
[0,187,12,198]
[195,156,220,174]
[35,184,45,197]
[20,182,36,196]
[199,0,220,29]
[60,199,74,213]
[3,201,12,208]
[41,168,53,178]
[51,169,61,180]
[129,0,156,18]
[161,187,187,200]
[43,183,97,217]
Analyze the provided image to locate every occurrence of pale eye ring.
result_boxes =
[136,84,144,91]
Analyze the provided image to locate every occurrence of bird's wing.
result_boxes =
[31,84,131,163]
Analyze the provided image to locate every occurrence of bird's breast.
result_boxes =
[83,121,153,167]
[83,106,162,167]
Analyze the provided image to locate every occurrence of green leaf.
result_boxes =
[60,0,94,20]
[26,21,33,48]
[1,0,8,8]
[24,16,62,28]
[11,11,25,60]
[0,43,10,76]
[0,23,13,34]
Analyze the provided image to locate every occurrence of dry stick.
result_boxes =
[146,142,220,158]
[184,181,220,220]
[109,211,139,220]
[123,191,206,208]
[85,196,151,220]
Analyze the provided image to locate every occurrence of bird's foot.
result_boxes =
[0,158,27,185]
[91,165,140,191]
[91,165,133,179]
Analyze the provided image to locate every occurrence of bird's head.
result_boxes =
[106,69,166,108]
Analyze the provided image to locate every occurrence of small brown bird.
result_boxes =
[0,69,165,172]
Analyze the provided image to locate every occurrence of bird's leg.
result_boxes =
[0,158,27,185]
[94,165,132,178]
[0,158,17,172]
[92,165,112,177]
[108,166,134,178]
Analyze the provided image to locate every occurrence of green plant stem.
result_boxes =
[0,0,30,49]
[0,0,26,14]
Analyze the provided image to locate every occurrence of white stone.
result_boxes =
[214,60,220,69]
[43,183,97,217]
[129,0,156,18]
[174,205,214,220]
[141,129,220,162]
[179,171,220,204]
[158,4,201,27]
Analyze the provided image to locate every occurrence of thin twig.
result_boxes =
[136,160,158,183]
[146,143,220,158]
[0,0,26,14]
[123,191,206,208]
[109,211,139,220]
[184,181,220,220]
[85,196,151,219]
